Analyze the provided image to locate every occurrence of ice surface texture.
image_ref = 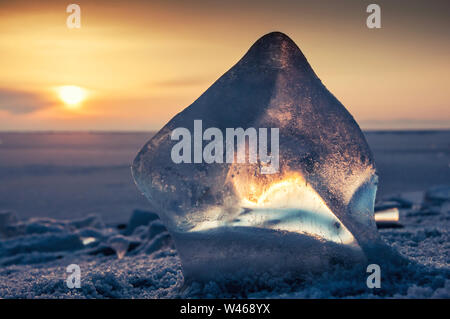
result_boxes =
[132,32,389,281]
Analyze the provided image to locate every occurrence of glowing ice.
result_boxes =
[108,235,129,260]
[132,32,386,281]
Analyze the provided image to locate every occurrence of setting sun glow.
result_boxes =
[58,86,86,108]
[0,1,448,130]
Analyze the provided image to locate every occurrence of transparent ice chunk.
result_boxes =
[132,32,386,281]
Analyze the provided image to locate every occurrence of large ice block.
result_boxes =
[132,32,386,281]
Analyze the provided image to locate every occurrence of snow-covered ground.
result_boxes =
[0,188,448,298]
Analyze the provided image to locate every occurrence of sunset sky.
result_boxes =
[0,0,449,131]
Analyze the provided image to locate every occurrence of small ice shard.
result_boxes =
[107,235,130,260]
[123,209,159,235]
[81,236,97,246]
[148,220,168,239]
[374,207,402,229]
[132,32,391,281]
[69,214,104,230]
[144,233,173,255]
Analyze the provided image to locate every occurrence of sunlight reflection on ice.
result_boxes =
[190,173,357,246]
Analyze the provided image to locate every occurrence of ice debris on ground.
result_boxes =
[0,186,449,298]
[0,209,175,267]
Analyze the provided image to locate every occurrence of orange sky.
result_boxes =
[0,0,449,130]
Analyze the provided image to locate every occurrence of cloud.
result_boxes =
[0,88,51,114]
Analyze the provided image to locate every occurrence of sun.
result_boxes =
[58,85,86,108]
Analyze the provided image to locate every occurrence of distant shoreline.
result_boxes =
[0,129,449,134]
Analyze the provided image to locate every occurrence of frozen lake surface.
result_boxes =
[0,131,448,223]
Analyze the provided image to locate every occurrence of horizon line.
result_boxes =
[0,129,449,134]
